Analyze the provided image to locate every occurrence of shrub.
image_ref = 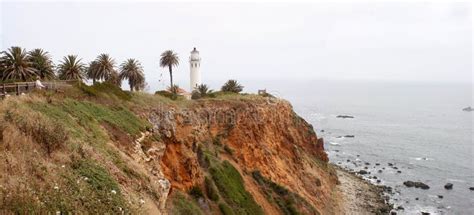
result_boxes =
[221,80,243,93]
[168,85,180,100]
[197,145,210,168]
[155,90,175,99]
[4,109,68,155]
[78,82,131,101]
[204,177,219,201]
[219,203,235,215]
[213,136,222,146]
[188,185,204,199]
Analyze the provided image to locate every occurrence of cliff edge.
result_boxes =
[0,83,385,214]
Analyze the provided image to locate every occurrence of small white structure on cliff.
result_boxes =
[189,47,201,92]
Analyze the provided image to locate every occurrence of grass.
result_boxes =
[78,82,132,101]
[209,160,263,215]
[60,99,148,136]
[204,176,219,201]
[171,192,203,215]
[2,105,68,155]
[251,171,319,215]
[71,159,128,212]
[219,203,235,215]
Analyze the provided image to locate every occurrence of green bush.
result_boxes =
[204,177,219,201]
[210,161,263,215]
[188,185,204,199]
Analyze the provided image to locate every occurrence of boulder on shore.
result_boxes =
[444,183,453,190]
[403,181,430,190]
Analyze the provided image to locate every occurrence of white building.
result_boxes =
[189,47,201,92]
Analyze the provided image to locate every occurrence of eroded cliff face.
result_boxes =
[147,98,340,214]
[0,87,340,214]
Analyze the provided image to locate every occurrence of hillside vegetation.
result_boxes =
[0,83,339,214]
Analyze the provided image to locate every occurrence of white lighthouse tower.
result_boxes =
[189,47,201,91]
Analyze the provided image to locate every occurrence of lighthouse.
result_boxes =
[189,47,201,91]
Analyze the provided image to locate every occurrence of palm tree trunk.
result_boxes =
[130,83,133,92]
[169,65,173,87]
[93,78,96,84]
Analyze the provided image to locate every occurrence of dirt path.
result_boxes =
[335,166,391,215]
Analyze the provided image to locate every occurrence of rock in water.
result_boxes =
[438,195,443,199]
[336,115,354,119]
[462,106,473,111]
[444,183,453,190]
[470,187,474,191]
[358,170,369,175]
[403,181,430,189]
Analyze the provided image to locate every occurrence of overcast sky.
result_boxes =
[0,2,472,91]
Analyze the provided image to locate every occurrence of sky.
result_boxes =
[0,1,472,92]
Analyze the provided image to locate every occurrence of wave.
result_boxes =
[414,157,434,161]
[329,142,340,146]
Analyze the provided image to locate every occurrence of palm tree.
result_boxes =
[221,80,243,93]
[119,59,145,92]
[28,48,55,80]
[89,54,117,83]
[0,46,37,81]
[57,55,85,81]
[160,50,179,87]
[86,61,99,84]
[192,84,213,99]
[107,70,121,87]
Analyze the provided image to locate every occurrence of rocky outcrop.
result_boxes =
[148,98,338,213]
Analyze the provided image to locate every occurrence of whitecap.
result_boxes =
[414,157,434,161]
[447,178,465,183]
[329,142,340,146]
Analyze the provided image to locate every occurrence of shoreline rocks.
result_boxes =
[403,181,430,190]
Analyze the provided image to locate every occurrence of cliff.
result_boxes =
[0,83,343,214]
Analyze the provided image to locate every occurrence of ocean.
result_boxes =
[272,80,473,214]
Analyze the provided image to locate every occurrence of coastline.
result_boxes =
[333,165,393,214]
